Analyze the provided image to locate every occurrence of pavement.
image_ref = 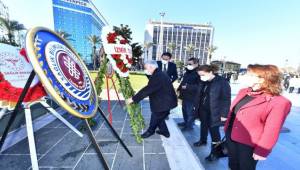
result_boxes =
[0,101,171,170]
[1,83,300,170]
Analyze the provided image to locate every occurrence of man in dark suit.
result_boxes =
[157,52,178,83]
[126,60,178,138]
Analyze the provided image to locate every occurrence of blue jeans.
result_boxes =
[182,100,195,128]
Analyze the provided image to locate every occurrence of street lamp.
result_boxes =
[157,12,165,60]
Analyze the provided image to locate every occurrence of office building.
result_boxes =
[144,20,214,64]
[52,0,108,65]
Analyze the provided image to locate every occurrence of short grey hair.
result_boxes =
[144,60,158,68]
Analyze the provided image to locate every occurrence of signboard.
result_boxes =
[25,27,98,118]
[0,44,46,110]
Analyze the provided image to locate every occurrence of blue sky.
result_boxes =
[3,0,300,68]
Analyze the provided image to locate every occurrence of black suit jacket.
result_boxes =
[187,75,231,127]
[157,61,178,83]
[132,69,178,113]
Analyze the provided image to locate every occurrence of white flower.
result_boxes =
[123,59,128,64]
[120,55,126,60]
[127,63,132,68]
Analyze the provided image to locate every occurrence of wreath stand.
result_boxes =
[105,73,124,124]
[0,71,132,170]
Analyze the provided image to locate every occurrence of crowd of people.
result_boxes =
[127,52,292,170]
[284,75,300,94]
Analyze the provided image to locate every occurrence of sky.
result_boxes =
[3,0,300,68]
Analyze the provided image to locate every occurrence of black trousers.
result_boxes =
[226,130,258,170]
[182,100,195,128]
[200,110,221,142]
[148,110,170,134]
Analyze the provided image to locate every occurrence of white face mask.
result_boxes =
[161,60,168,64]
[240,74,261,89]
[144,69,152,75]
[200,75,210,82]
[186,65,194,70]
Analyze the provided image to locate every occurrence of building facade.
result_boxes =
[144,20,214,64]
[52,0,108,66]
[211,60,241,74]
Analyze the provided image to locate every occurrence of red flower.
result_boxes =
[107,32,117,43]
[120,39,128,44]
[112,54,121,60]
[126,55,133,64]
[20,48,29,63]
[121,67,128,73]
[116,61,124,69]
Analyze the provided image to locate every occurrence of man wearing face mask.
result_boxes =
[126,60,177,138]
[177,58,200,131]
[157,52,178,83]
[187,64,231,161]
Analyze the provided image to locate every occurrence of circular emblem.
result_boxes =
[25,27,98,118]
[45,42,91,100]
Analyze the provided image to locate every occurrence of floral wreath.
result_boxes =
[0,48,47,110]
[101,27,133,77]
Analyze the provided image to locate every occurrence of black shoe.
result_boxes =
[156,130,170,138]
[177,122,186,127]
[193,141,207,147]
[205,153,219,162]
[141,131,154,138]
[205,143,227,161]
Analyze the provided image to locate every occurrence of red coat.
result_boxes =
[224,88,292,157]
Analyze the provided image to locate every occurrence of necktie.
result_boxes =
[163,64,167,72]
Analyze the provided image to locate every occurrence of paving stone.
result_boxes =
[144,140,165,154]
[145,154,170,170]
[0,155,32,170]
[86,141,118,154]
[121,134,143,147]
[38,132,90,167]
[74,153,114,170]
[3,127,70,155]
[113,147,143,170]
[95,128,122,141]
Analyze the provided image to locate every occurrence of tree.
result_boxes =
[113,24,132,43]
[206,45,218,64]
[143,42,153,59]
[184,44,197,62]
[167,42,177,53]
[87,35,101,70]
[56,30,74,42]
[175,60,185,80]
[0,17,25,46]
[131,42,143,69]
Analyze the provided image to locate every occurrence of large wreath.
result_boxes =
[101,27,133,77]
[96,27,144,143]
[0,47,47,110]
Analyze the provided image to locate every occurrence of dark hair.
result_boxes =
[161,52,172,58]
[188,57,199,64]
[247,64,283,95]
[197,64,219,73]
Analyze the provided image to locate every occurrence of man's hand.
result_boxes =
[221,117,227,122]
[253,153,266,161]
[125,98,134,105]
